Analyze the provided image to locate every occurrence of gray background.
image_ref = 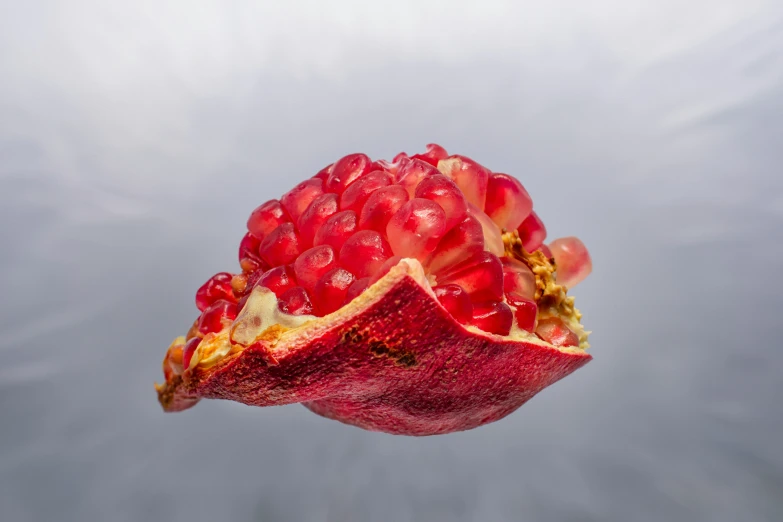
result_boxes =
[1,1,782,521]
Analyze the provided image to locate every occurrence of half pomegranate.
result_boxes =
[156,144,593,436]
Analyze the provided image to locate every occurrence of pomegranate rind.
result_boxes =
[156,260,591,436]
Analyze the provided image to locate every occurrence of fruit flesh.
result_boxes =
[156,144,593,435]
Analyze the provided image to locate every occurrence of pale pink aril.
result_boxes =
[437,155,490,210]
[467,203,505,256]
[549,236,592,289]
[484,173,532,231]
[535,317,579,347]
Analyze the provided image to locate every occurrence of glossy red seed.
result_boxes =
[535,317,579,347]
[312,268,355,315]
[197,299,238,335]
[467,203,505,256]
[436,251,504,302]
[195,272,235,312]
[313,210,358,253]
[339,171,393,213]
[339,230,393,279]
[297,192,339,247]
[313,164,332,181]
[280,178,324,224]
[344,277,371,305]
[278,286,315,316]
[505,294,538,332]
[258,223,303,266]
[238,232,265,273]
[293,245,338,293]
[182,337,201,370]
[325,153,372,193]
[426,214,485,274]
[437,155,491,210]
[247,200,290,241]
[433,284,473,325]
[396,158,440,198]
[411,143,448,167]
[414,174,468,232]
[369,256,403,284]
[549,236,592,289]
[517,211,547,253]
[243,269,266,294]
[386,198,447,262]
[502,257,536,301]
[358,185,409,233]
[484,173,533,231]
[471,301,513,335]
[256,265,298,297]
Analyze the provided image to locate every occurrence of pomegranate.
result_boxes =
[156,144,594,435]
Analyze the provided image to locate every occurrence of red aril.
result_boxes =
[386,198,447,262]
[293,245,338,293]
[535,317,579,347]
[182,337,201,371]
[258,223,303,266]
[340,171,393,213]
[397,159,441,198]
[339,230,392,279]
[549,236,592,289]
[278,286,315,316]
[313,164,332,181]
[471,301,513,336]
[435,251,504,302]
[247,200,290,241]
[502,257,536,301]
[197,299,238,335]
[437,155,490,210]
[313,268,355,315]
[313,210,358,253]
[433,284,472,325]
[414,174,468,232]
[426,214,485,274]
[485,173,532,231]
[506,294,538,332]
[467,203,505,256]
[344,277,371,304]
[358,185,409,232]
[195,272,235,311]
[256,265,298,297]
[411,143,448,167]
[297,193,339,247]
[280,179,324,224]
[517,211,547,253]
[238,232,264,273]
[325,153,372,193]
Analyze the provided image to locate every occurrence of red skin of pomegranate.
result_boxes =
[158,263,590,435]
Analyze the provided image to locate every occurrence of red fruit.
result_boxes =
[156,144,593,435]
[471,301,513,336]
[195,272,235,311]
[433,284,472,324]
[518,211,547,253]
[535,317,579,347]
[549,237,592,289]
[484,173,532,231]
[538,244,553,259]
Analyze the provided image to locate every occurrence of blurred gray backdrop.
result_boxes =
[1,1,782,521]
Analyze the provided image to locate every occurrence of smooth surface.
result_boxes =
[1,1,782,521]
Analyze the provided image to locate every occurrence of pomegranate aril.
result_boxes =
[256,265,298,297]
[549,236,592,289]
[195,272,235,312]
[258,223,303,266]
[437,155,490,210]
[518,211,547,253]
[197,299,238,335]
[358,185,409,233]
[535,317,579,347]
[325,153,372,193]
[538,244,553,259]
[435,251,504,302]
[433,284,473,325]
[386,198,447,262]
[411,143,448,167]
[247,200,290,241]
[502,257,536,301]
[280,179,324,224]
[467,203,505,256]
[313,164,332,181]
[426,214,485,274]
[339,171,393,213]
[314,210,358,252]
[182,337,201,370]
[238,232,265,273]
[243,269,266,294]
[339,230,393,279]
[344,277,371,305]
[313,268,355,316]
[278,286,315,316]
[369,256,402,284]
[471,301,513,335]
[485,173,533,231]
[396,158,440,198]
[505,294,538,332]
[293,245,338,293]
[297,192,339,247]
[414,174,468,232]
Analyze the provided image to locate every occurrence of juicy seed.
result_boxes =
[258,223,303,266]
[467,204,505,256]
[414,174,468,232]
[313,210,358,252]
[411,143,448,167]
[549,236,592,289]
[396,159,441,198]
[197,299,238,335]
[340,171,393,212]
[339,230,393,279]
[344,277,371,305]
[195,272,235,312]
[517,211,547,253]
[278,286,314,316]
[535,317,579,347]
[386,198,447,262]
[256,265,298,297]
[485,173,533,231]
[297,192,339,247]
[502,257,536,300]
[358,185,410,232]
[369,256,402,284]
[247,200,290,241]
[435,251,504,302]
[505,294,538,332]
[293,245,338,293]
[426,214,485,274]
[313,268,355,316]
[238,232,265,273]
[437,155,490,210]
[433,284,473,325]
[538,244,553,259]
[280,179,324,224]
[182,337,201,370]
[471,301,513,335]
[313,164,332,181]
[325,153,372,193]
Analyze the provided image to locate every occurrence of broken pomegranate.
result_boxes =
[156,144,594,435]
